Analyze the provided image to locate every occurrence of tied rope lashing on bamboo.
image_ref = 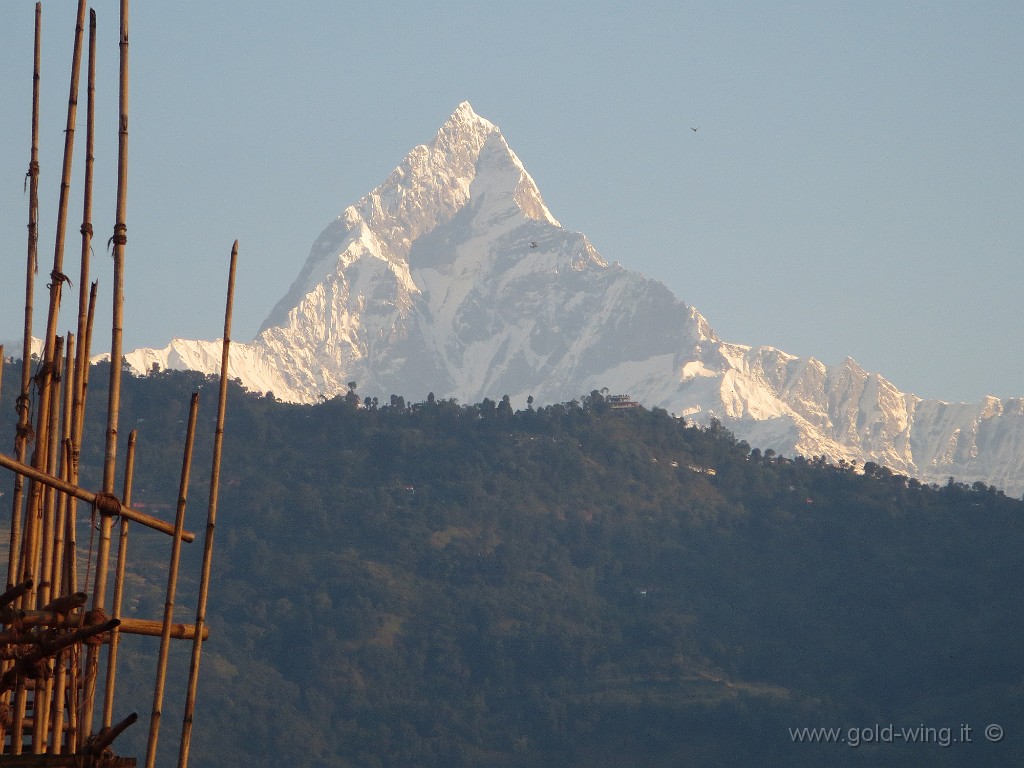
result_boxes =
[23,160,39,192]
[14,394,35,443]
[82,223,96,258]
[32,361,56,391]
[49,270,73,290]
[108,222,127,250]
[84,494,122,592]
[93,492,122,519]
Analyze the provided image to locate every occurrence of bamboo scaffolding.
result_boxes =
[3,4,237,763]
[178,241,238,768]
[145,394,199,768]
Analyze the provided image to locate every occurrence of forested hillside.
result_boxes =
[1,361,1022,766]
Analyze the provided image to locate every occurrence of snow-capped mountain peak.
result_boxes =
[117,103,1024,496]
[261,101,554,334]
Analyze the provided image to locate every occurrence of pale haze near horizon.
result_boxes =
[1,2,1021,404]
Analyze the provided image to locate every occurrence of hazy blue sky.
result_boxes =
[2,2,1022,403]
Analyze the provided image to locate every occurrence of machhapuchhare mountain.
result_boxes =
[110,102,1024,495]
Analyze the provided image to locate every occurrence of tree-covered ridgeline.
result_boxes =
[2,360,1022,767]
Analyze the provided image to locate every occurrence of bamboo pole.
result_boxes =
[145,394,199,768]
[64,304,93,755]
[20,331,62,620]
[29,0,89,617]
[178,241,238,768]
[116,618,209,642]
[38,336,68,611]
[65,12,96,619]
[75,9,96,395]
[92,0,130,614]
[102,0,130,501]
[66,282,97,597]
[64,17,97,608]
[19,344,54,602]
[84,0,130,742]
[102,430,136,730]
[29,619,120,664]
[47,446,74,755]
[0,452,197,542]
[90,711,137,756]
[31,335,63,746]
[50,341,75,605]
[42,341,77,754]
[9,677,26,753]
[0,581,33,610]
[6,612,207,642]
[32,337,70,751]
[47,0,89,328]
[8,0,43,599]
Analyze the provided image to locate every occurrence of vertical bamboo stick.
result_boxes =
[9,681,27,754]
[66,10,97,645]
[20,329,62,615]
[102,0,130,500]
[83,0,131,745]
[32,334,67,750]
[102,430,137,730]
[51,341,76,616]
[67,281,97,598]
[66,647,79,753]
[31,337,66,752]
[30,0,89,618]
[74,8,97,435]
[48,0,89,322]
[8,0,43,598]
[177,241,238,768]
[47,443,76,752]
[38,335,68,611]
[145,394,200,768]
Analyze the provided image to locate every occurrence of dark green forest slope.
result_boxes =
[1,362,1022,766]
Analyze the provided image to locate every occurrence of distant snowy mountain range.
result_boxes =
[106,102,1024,495]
